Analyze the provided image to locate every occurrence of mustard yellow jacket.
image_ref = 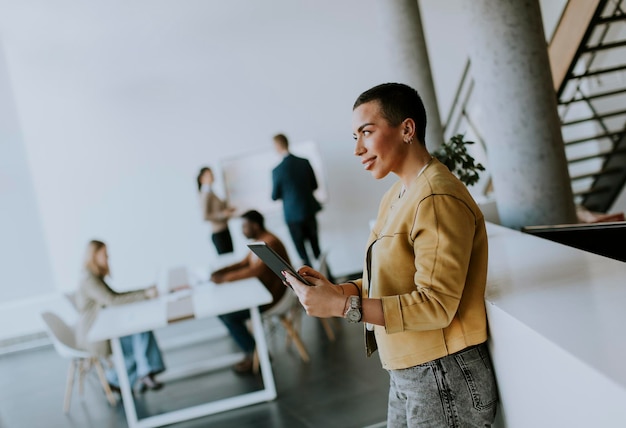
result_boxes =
[353,158,488,370]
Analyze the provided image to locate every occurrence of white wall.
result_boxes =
[1,0,417,312]
[0,40,55,302]
[0,0,570,339]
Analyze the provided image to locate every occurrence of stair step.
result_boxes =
[565,131,622,145]
[561,108,626,126]
[571,167,624,181]
[568,147,626,163]
[573,185,612,198]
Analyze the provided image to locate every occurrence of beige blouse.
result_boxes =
[200,188,230,233]
[74,271,147,356]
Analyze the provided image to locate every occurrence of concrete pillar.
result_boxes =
[376,0,445,151]
[464,0,578,229]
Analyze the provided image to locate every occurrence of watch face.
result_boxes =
[347,308,361,322]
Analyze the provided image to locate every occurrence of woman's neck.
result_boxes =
[398,152,433,189]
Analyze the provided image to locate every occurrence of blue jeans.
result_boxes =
[387,342,498,427]
[106,331,166,388]
[218,309,255,355]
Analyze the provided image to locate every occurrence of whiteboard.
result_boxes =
[220,141,327,216]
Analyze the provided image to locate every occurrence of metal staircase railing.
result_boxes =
[441,59,492,201]
[443,0,626,214]
[556,0,626,212]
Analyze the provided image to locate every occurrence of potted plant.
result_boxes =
[433,134,485,187]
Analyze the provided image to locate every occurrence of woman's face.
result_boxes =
[200,169,214,185]
[94,246,109,271]
[352,101,407,180]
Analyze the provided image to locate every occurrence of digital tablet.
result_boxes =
[247,242,312,286]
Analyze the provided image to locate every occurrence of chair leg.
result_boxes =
[252,349,260,375]
[291,306,303,332]
[285,306,303,349]
[78,359,86,396]
[93,358,117,406]
[279,317,310,362]
[63,359,77,413]
[283,317,293,349]
[319,318,336,342]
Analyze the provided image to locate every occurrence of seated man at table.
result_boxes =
[210,209,289,373]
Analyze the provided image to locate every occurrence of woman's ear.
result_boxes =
[401,118,416,143]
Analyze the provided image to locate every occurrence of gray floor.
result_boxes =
[0,313,389,428]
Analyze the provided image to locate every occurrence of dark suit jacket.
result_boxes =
[272,154,321,223]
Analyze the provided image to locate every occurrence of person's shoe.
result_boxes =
[138,374,163,392]
[233,356,254,374]
[108,383,121,394]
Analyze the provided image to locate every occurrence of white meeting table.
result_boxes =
[88,278,276,428]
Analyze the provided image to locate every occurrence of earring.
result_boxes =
[404,138,412,144]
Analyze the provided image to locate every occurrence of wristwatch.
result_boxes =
[344,296,362,323]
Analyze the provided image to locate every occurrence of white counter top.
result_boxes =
[486,222,626,390]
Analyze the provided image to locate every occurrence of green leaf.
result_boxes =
[433,134,484,187]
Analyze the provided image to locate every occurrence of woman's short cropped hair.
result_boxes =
[353,83,427,145]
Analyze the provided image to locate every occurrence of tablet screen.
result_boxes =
[247,242,312,286]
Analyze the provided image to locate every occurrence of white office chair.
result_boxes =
[258,288,310,366]
[253,251,337,372]
[41,311,117,413]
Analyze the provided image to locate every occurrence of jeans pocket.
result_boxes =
[454,345,498,412]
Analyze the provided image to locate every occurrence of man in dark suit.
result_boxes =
[271,133,322,267]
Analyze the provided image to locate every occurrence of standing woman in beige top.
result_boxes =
[75,240,166,393]
[283,83,498,427]
[197,166,236,255]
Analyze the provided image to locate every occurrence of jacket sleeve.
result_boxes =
[306,160,318,191]
[381,194,476,334]
[347,279,363,295]
[82,275,147,307]
[271,168,282,201]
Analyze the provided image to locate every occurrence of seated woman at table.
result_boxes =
[74,239,166,393]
